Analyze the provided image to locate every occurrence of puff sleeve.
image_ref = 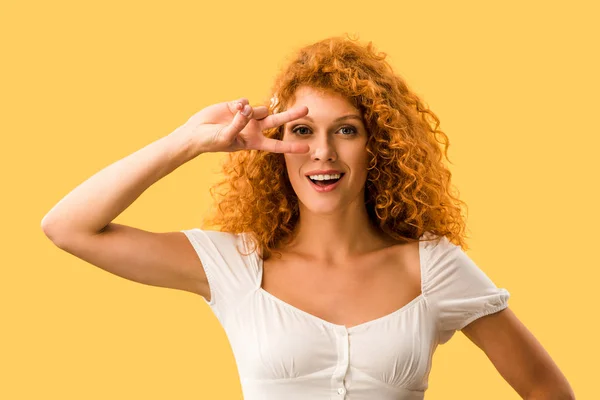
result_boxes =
[422,235,510,343]
[179,229,260,322]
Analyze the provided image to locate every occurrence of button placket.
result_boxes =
[330,326,350,398]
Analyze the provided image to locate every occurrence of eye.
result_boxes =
[291,125,358,136]
[292,126,311,135]
[338,125,357,135]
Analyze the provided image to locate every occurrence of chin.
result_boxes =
[298,198,343,215]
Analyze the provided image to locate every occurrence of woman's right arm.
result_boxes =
[41,98,309,298]
[40,119,216,296]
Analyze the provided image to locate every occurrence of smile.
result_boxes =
[306,174,345,193]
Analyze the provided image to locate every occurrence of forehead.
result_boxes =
[288,86,358,112]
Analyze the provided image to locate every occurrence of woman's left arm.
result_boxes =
[461,307,575,400]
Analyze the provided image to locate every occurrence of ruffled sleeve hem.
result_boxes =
[454,288,510,331]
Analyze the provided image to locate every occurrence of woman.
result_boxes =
[42,36,574,399]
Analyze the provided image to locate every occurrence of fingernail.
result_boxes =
[241,105,251,116]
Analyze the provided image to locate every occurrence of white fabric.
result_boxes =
[180,229,510,399]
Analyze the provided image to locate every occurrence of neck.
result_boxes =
[283,197,393,265]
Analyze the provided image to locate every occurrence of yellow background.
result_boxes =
[2,0,597,398]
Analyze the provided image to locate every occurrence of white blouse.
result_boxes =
[180,229,510,400]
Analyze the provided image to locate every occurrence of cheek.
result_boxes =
[350,149,370,183]
[346,145,369,168]
[283,155,301,180]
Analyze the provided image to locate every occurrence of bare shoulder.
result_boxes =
[391,238,423,290]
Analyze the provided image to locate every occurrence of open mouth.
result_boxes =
[306,173,345,191]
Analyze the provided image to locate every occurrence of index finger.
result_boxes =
[259,105,309,130]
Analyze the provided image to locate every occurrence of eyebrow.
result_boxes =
[292,114,363,124]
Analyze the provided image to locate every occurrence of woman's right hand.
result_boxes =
[171,98,310,154]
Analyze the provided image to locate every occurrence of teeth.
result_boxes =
[308,173,341,181]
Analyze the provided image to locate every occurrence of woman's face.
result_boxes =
[282,86,370,215]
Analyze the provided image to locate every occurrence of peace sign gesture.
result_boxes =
[174,98,310,154]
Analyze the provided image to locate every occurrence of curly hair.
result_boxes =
[201,34,470,260]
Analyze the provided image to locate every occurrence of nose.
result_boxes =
[310,135,337,162]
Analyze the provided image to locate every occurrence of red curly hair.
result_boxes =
[202,34,470,260]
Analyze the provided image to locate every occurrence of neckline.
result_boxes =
[256,235,428,333]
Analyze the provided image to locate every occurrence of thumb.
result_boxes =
[219,105,253,144]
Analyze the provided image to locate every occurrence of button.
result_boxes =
[337,387,346,395]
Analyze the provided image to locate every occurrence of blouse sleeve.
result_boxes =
[179,229,260,320]
[422,235,510,339]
